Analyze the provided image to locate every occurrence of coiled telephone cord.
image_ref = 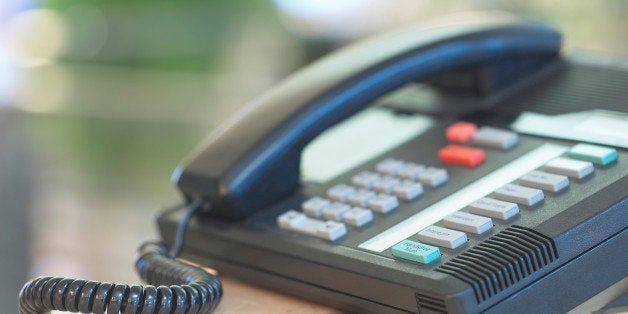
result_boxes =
[18,201,222,313]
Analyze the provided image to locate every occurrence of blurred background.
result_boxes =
[0,0,626,312]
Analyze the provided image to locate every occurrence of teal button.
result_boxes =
[392,240,441,264]
[568,143,618,166]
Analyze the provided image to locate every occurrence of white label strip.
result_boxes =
[358,143,568,252]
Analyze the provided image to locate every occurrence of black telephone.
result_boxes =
[161,12,627,313]
[20,13,628,314]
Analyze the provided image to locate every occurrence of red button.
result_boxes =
[446,122,478,143]
[438,144,486,167]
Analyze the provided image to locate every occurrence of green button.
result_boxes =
[568,143,618,166]
[392,240,441,264]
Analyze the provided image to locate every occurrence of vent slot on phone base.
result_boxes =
[416,292,447,313]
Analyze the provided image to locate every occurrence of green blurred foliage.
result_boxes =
[19,112,205,194]
[37,0,278,71]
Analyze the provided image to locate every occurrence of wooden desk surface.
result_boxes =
[211,273,341,313]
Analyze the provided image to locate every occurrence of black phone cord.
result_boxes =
[18,201,222,313]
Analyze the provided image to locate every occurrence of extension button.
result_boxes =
[438,144,486,167]
[446,122,478,143]
[568,143,618,166]
[472,126,519,150]
[418,225,468,249]
[544,157,594,179]
[392,240,441,264]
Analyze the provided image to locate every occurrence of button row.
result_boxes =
[325,186,400,214]
[277,211,347,241]
[393,144,614,263]
[303,196,377,224]
[446,122,519,150]
[373,159,449,188]
[351,174,425,201]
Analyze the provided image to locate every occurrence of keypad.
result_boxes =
[278,157,448,241]
[277,120,616,261]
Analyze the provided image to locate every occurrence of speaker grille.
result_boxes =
[416,293,447,313]
[503,61,628,115]
[435,225,558,303]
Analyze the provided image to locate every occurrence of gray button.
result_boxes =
[494,184,544,206]
[397,163,426,180]
[544,157,594,179]
[277,210,307,228]
[277,210,347,241]
[326,184,356,202]
[342,207,373,227]
[418,225,468,249]
[472,126,518,150]
[373,176,402,194]
[418,167,448,187]
[393,180,424,200]
[315,221,348,241]
[368,194,399,214]
[301,197,331,218]
[519,170,569,192]
[469,197,519,220]
[322,202,351,221]
[351,171,381,189]
[375,158,406,176]
[443,212,493,234]
[347,189,377,207]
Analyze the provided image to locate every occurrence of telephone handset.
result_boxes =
[173,14,561,219]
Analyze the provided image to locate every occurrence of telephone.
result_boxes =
[163,13,628,313]
[19,12,628,314]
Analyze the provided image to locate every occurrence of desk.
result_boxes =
[212,275,339,313]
